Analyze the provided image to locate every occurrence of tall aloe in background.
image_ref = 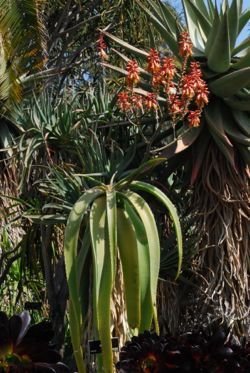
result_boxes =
[102,0,249,336]
[63,159,182,373]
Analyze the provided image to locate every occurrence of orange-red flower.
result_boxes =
[165,81,177,96]
[187,110,201,127]
[161,57,176,81]
[189,61,202,77]
[144,93,158,111]
[181,61,209,108]
[117,91,131,111]
[97,34,108,60]
[152,73,163,87]
[126,59,140,86]
[131,94,143,110]
[189,62,206,90]
[179,31,193,58]
[189,62,209,108]
[195,88,209,109]
[147,49,161,74]
[181,75,195,100]
[169,97,183,115]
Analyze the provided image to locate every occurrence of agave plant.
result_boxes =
[63,158,183,373]
[101,0,250,336]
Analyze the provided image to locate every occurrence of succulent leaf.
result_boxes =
[232,49,250,69]
[207,10,231,72]
[98,229,114,373]
[236,143,250,165]
[204,102,238,168]
[209,67,250,97]
[160,127,202,158]
[204,5,220,56]
[117,207,141,329]
[233,36,250,56]
[64,188,104,373]
[204,101,233,147]
[122,199,153,332]
[131,181,183,279]
[218,103,250,146]
[136,0,179,56]
[182,0,211,40]
[228,0,241,49]
[232,109,250,136]
[90,196,106,331]
[224,95,250,111]
[207,0,216,18]
[238,9,250,35]
[102,30,148,58]
[123,190,161,333]
[77,228,91,317]
[224,120,250,146]
[106,189,117,282]
[145,0,181,37]
[116,158,166,190]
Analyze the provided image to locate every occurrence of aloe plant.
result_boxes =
[102,0,250,166]
[100,0,250,337]
[63,159,183,373]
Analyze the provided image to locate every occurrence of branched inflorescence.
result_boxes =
[116,31,209,127]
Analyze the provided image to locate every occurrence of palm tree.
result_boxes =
[0,0,47,101]
[102,0,250,337]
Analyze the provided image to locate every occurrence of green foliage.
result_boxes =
[63,159,183,372]
[0,0,46,105]
[0,2,187,370]
[0,227,44,318]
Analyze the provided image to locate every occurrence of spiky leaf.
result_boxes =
[207,10,231,73]
[131,181,183,279]
[209,68,250,97]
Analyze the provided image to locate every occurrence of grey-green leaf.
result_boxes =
[209,67,250,97]
[131,180,183,279]
[207,10,231,72]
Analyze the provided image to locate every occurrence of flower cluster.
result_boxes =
[117,329,250,372]
[147,48,161,74]
[179,31,193,58]
[117,31,209,128]
[126,59,140,87]
[148,49,176,89]
[97,33,108,60]
[117,91,157,113]
[0,311,69,372]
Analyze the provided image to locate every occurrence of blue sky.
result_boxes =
[174,0,249,44]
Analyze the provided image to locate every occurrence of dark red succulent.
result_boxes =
[0,311,69,372]
[116,329,250,372]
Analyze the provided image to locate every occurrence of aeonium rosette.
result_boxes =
[117,31,209,128]
[0,311,69,372]
[116,329,250,372]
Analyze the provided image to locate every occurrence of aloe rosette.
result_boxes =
[63,159,182,373]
